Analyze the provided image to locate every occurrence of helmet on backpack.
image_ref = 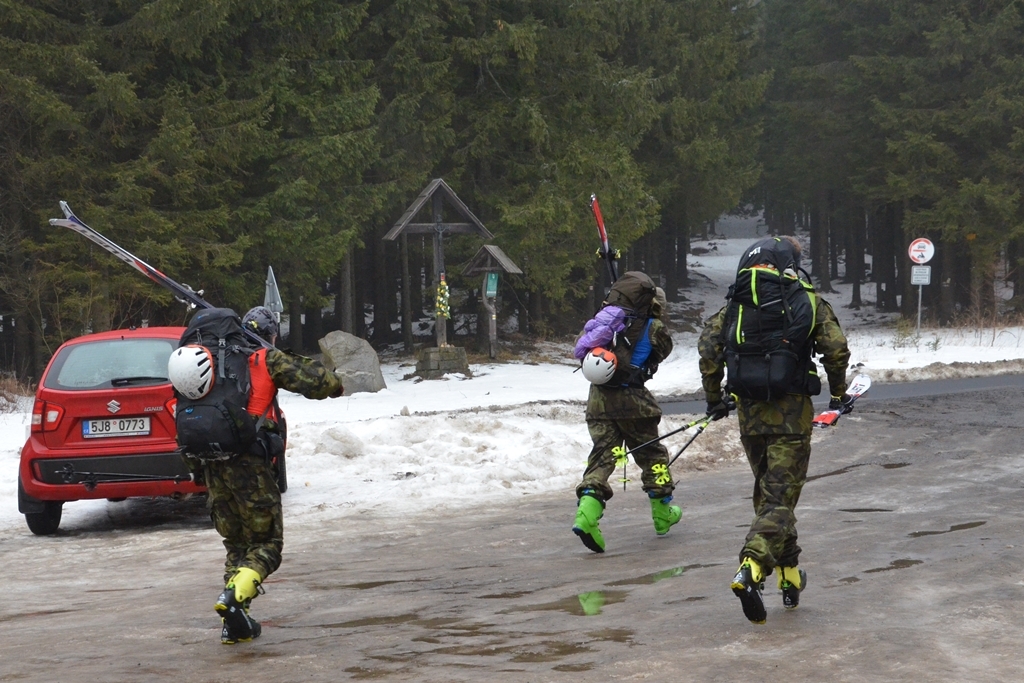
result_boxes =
[242,306,279,342]
[168,345,215,400]
[581,347,618,384]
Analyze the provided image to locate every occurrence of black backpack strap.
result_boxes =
[217,338,227,379]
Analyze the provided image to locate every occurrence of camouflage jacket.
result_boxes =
[586,318,673,420]
[266,349,344,399]
[698,296,850,435]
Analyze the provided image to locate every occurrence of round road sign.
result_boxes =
[908,238,935,264]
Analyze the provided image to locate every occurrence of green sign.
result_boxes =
[485,272,499,298]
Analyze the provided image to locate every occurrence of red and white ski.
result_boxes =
[812,374,871,428]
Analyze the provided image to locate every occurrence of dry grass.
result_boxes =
[0,375,33,413]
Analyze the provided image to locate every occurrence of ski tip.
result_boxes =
[812,411,841,428]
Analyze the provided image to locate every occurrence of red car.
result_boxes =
[18,326,203,535]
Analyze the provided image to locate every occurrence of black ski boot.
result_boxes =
[216,567,263,644]
[730,557,767,625]
[778,566,807,610]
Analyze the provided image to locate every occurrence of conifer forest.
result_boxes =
[2,1,1023,381]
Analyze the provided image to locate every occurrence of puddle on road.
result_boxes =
[319,613,421,629]
[864,559,923,573]
[808,462,913,483]
[339,580,406,590]
[839,508,893,513]
[310,578,430,591]
[501,590,629,617]
[909,521,986,538]
[479,590,535,599]
[806,464,865,482]
[606,563,720,587]
[0,608,76,622]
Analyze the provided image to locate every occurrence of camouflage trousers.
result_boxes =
[739,434,811,571]
[576,417,675,502]
[202,452,283,584]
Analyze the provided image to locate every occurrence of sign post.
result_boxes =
[908,238,935,333]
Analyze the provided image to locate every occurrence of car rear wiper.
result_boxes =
[110,376,169,386]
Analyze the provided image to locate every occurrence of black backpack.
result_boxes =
[603,271,657,386]
[175,308,257,458]
[721,238,822,400]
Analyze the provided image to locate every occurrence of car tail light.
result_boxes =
[166,397,177,418]
[31,400,64,432]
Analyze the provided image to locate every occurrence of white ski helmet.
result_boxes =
[581,347,617,385]
[167,345,215,399]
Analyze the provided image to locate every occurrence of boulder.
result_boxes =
[318,331,387,395]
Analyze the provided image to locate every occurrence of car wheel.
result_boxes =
[25,501,63,536]
[274,451,288,494]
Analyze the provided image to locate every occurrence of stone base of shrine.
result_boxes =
[414,346,471,380]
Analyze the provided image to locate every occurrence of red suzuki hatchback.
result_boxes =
[18,326,204,535]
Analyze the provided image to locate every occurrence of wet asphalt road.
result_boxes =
[661,372,1024,415]
[3,378,1024,682]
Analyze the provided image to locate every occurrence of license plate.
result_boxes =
[82,417,151,438]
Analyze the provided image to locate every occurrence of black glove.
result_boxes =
[828,394,855,414]
[706,396,735,421]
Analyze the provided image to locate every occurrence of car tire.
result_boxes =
[25,501,63,536]
[274,451,288,494]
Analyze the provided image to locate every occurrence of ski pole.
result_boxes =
[667,415,714,468]
[611,415,715,463]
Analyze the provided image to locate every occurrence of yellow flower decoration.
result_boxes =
[435,276,450,320]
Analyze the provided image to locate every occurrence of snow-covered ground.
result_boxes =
[4,215,1024,535]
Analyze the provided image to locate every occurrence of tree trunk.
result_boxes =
[976,249,997,319]
[662,221,679,301]
[810,193,835,292]
[1009,240,1019,299]
[518,287,529,334]
[873,205,898,310]
[288,297,304,352]
[306,304,322,349]
[849,207,864,308]
[339,251,355,334]
[401,234,413,352]
[678,221,690,286]
[372,230,390,344]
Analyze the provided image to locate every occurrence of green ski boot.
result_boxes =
[649,495,681,535]
[572,493,606,553]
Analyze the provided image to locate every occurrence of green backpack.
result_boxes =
[721,238,821,401]
[603,271,656,386]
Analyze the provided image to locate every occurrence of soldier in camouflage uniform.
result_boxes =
[190,306,344,644]
[573,283,681,553]
[698,237,850,624]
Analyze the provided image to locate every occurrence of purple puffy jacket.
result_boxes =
[574,306,626,359]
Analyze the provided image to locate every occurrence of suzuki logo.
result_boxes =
[107,400,121,414]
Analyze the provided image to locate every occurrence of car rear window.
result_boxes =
[43,338,177,390]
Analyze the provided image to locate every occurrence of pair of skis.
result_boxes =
[49,201,272,349]
[812,374,871,428]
